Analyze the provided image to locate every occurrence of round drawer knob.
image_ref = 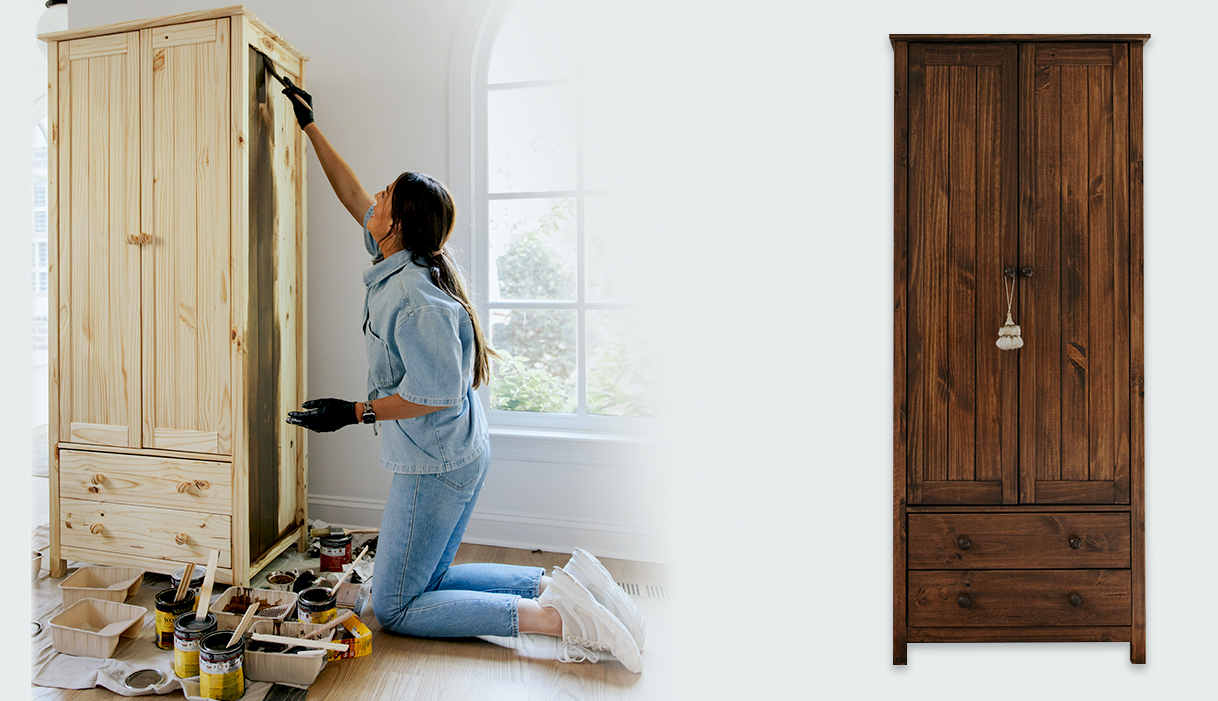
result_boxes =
[90,473,106,485]
[957,537,972,551]
[1069,594,1083,607]
[1069,537,1083,550]
[175,533,190,545]
[177,481,193,493]
[957,595,971,608]
[89,523,103,535]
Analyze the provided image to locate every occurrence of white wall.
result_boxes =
[69,0,666,562]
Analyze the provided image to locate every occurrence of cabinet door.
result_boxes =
[141,20,232,455]
[57,32,142,449]
[1019,43,1131,504]
[906,43,1019,505]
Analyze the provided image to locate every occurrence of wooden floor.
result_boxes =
[32,544,672,701]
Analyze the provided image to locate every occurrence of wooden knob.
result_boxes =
[126,233,139,245]
[177,481,193,493]
[89,523,103,535]
[1069,537,1083,550]
[1069,594,1083,607]
[91,473,105,485]
[957,537,971,550]
[957,595,971,608]
[175,533,189,545]
[141,233,153,245]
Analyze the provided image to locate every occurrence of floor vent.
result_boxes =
[616,580,671,601]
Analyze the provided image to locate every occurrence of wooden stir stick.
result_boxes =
[194,550,220,622]
[251,633,349,652]
[227,601,260,647]
[173,562,195,603]
[329,546,369,595]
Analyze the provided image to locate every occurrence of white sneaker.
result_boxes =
[564,547,647,650]
[537,566,643,674]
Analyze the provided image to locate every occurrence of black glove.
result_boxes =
[281,78,314,129]
[286,398,355,433]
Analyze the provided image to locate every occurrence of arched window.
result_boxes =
[464,0,650,430]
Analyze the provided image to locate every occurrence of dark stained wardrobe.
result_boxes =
[891,35,1147,664]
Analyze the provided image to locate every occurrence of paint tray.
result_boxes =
[48,598,148,658]
[243,620,336,686]
[211,586,298,628]
[59,566,144,607]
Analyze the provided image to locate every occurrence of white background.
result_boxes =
[5,0,1216,697]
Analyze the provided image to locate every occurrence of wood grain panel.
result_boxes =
[245,19,303,80]
[1034,480,1118,504]
[59,449,232,513]
[908,512,1129,569]
[909,626,1130,642]
[147,20,231,455]
[150,19,218,48]
[908,569,1131,627]
[947,65,976,483]
[925,64,950,484]
[1113,43,1132,504]
[68,34,128,60]
[48,39,65,577]
[231,18,252,586]
[894,40,909,666]
[1059,64,1090,482]
[1130,41,1146,664]
[1035,43,1114,65]
[923,44,1005,65]
[60,497,232,568]
[153,429,221,453]
[1089,63,1116,483]
[914,481,1003,505]
[62,34,141,450]
[294,56,310,555]
[68,422,128,446]
[58,546,237,584]
[906,43,927,501]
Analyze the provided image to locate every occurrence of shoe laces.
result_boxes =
[558,636,610,664]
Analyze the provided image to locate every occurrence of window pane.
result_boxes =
[488,86,577,193]
[490,309,577,413]
[585,196,639,303]
[488,0,578,84]
[489,198,576,301]
[587,310,652,417]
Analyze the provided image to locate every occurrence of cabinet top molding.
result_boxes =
[38,4,307,60]
[890,34,1150,47]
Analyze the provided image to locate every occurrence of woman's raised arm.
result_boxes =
[283,83,374,225]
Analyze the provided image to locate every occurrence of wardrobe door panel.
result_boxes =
[907,43,1018,505]
[58,32,142,449]
[1020,43,1130,504]
[142,20,232,455]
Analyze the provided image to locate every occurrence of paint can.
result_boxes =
[266,570,297,591]
[173,612,216,678]
[297,586,337,624]
[155,588,197,650]
[198,631,245,700]
[319,534,352,573]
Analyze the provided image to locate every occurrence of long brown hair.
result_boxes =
[387,172,498,389]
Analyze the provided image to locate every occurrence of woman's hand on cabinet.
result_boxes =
[286,397,357,433]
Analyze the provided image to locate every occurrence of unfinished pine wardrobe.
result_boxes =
[891,35,1147,663]
[43,7,309,586]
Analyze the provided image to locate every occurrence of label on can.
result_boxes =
[155,609,176,649]
[173,640,201,678]
[300,605,337,624]
[199,659,244,700]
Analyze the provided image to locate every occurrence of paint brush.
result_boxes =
[328,545,369,595]
[174,562,195,603]
[194,550,220,622]
[227,601,260,647]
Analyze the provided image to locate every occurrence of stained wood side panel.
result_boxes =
[893,40,909,666]
[947,64,977,483]
[906,44,927,502]
[1089,64,1116,483]
[1113,43,1132,503]
[925,64,951,484]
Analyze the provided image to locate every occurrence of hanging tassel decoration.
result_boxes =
[996,274,1024,351]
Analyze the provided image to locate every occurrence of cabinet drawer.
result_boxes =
[908,513,1129,569]
[60,498,231,568]
[909,570,1131,627]
[60,449,231,514]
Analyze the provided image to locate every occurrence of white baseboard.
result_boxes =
[307,493,667,564]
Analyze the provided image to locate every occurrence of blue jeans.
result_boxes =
[371,446,545,637]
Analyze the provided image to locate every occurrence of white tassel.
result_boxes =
[996,312,1024,351]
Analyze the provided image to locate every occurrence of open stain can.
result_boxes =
[297,586,337,624]
[319,534,352,572]
[198,631,245,700]
[155,588,197,650]
[173,612,217,678]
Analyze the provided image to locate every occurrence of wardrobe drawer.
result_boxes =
[59,449,231,514]
[59,498,232,568]
[908,513,1130,569]
[908,570,1131,627]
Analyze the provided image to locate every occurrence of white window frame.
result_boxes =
[450,0,645,435]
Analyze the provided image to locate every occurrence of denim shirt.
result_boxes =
[361,205,488,473]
